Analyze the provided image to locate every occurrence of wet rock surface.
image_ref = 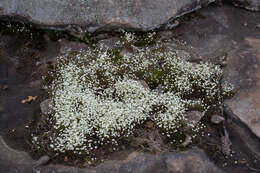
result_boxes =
[0,3,260,173]
[0,0,215,32]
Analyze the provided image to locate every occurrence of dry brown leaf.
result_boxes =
[21,99,27,104]
[145,121,154,128]
[64,156,68,162]
[83,162,88,167]
[21,96,37,104]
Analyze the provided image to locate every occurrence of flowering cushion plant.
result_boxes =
[32,32,234,158]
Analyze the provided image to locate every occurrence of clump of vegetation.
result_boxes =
[0,20,97,46]
[120,31,156,48]
[32,32,234,162]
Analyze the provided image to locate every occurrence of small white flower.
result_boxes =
[39,32,233,153]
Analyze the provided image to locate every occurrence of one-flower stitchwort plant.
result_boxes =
[33,32,234,157]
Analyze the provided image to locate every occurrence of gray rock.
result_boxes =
[0,0,215,32]
[211,114,225,124]
[181,134,192,147]
[1,136,226,173]
[165,20,180,29]
[176,50,191,61]
[40,99,52,115]
[29,80,42,88]
[0,136,34,165]
[139,80,150,91]
[38,167,58,173]
[35,61,42,66]
[184,111,204,131]
[169,3,260,139]
[220,127,232,156]
[118,152,165,173]
[96,148,225,173]
[224,104,260,161]
[164,148,225,173]
[2,85,8,90]
[97,37,120,50]
[226,37,260,138]
[58,39,89,55]
[229,0,260,11]
[34,155,50,168]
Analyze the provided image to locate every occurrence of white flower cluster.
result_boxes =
[44,32,233,153]
[221,81,234,98]
[50,69,185,152]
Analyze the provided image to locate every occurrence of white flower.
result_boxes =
[40,32,233,153]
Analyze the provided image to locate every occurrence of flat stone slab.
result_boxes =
[226,37,260,138]
[0,136,225,173]
[0,0,214,32]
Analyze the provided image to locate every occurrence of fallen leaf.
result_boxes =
[29,96,37,101]
[21,99,27,104]
[145,121,154,128]
[21,96,37,104]
[83,162,88,167]
[64,156,68,162]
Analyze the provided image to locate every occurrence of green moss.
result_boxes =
[171,131,186,145]
[0,20,100,49]
[120,31,157,48]
[134,33,156,47]
[108,48,123,64]
[146,68,164,85]
[83,33,97,48]
[68,51,80,59]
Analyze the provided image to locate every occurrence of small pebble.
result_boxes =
[34,155,50,167]
[181,135,192,147]
[2,85,8,90]
[40,99,52,114]
[36,61,42,66]
[139,80,150,90]
[211,114,225,124]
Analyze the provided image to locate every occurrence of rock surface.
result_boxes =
[171,4,260,140]
[229,0,260,11]
[184,111,204,130]
[0,4,260,173]
[164,148,225,173]
[0,137,225,173]
[225,37,260,138]
[0,0,215,32]
[166,6,260,171]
